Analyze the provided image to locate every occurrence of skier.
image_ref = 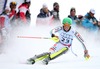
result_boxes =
[27,17,90,65]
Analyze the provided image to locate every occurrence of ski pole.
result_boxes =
[71,45,78,57]
[17,36,51,39]
[17,36,59,42]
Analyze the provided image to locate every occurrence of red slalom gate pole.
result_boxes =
[17,36,50,39]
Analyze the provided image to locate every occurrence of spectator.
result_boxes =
[68,7,77,21]
[0,6,12,40]
[9,1,17,26]
[37,3,52,18]
[97,19,100,30]
[68,7,83,26]
[82,9,99,31]
[17,0,31,24]
[0,31,2,44]
[51,2,60,21]
[36,4,53,26]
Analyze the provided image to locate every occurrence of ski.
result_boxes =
[26,47,68,65]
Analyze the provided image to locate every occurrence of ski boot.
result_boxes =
[27,55,37,64]
[42,55,51,65]
[27,52,50,64]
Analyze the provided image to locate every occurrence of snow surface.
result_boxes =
[0,25,100,69]
[0,0,100,69]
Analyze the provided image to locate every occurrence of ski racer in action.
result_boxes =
[27,17,90,65]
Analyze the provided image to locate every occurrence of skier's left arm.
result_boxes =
[75,31,90,58]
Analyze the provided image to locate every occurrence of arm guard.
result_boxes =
[75,31,90,59]
[50,26,62,37]
[75,31,87,50]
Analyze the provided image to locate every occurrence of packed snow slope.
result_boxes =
[0,25,100,69]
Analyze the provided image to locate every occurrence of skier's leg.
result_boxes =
[42,43,68,65]
[50,43,68,58]
[50,47,68,60]
[42,47,68,65]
